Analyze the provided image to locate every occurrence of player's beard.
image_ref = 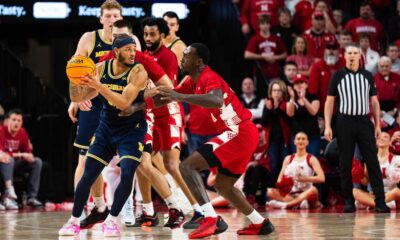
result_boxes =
[118,53,135,67]
[146,37,161,52]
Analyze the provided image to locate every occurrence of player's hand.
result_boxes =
[158,86,180,101]
[119,102,147,117]
[144,87,160,98]
[67,102,78,123]
[80,73,101,90]
[324,126,333,142]
[78,100,92,111]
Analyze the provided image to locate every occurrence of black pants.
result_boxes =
[336,114,385,205]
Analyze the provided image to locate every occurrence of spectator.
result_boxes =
[238,77,263,123]
[353,132,400,210]
[374,56,400,117]
[359,33,380,74]
[386,44,400,75]
[303,11,336,59]
[282,61,299,87]
[243,125,270,206]
[308,41,345,114]
[293,0,316,33]
[267,132,325,209]
[287,74,321,157]
[240,0,285,35]
[271,7,298,55]
[245,15,287,81]
[312,0,337,33]
[0,109,43,209]
[344,0,386,53]
[287,35,315,76]
[332,9,344,35]
[388,0,400,43]
[260,80,291,186]
[338,30,353,59]
[294,0,336,34]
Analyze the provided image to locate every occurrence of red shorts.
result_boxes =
[197,120,258,177]
[153,114,182,152]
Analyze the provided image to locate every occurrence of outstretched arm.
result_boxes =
[158,87,224,108]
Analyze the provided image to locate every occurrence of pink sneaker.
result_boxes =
[102,220,121,237]
[58,222,80,236]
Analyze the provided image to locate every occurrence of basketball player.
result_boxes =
[158,43,274,238]
[267,132,325,209]
[137,17,203,227]
[59,34,147,237]
[163,11,187,68]
[66,0,123,228]
[100,19,186,228]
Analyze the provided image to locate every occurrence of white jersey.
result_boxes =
[284,154,315,194]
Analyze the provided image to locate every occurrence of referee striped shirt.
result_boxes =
[328,68,377,115]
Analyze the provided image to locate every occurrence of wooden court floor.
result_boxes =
[1,208,400,240]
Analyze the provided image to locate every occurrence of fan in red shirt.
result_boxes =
[344,1,386,53]
[308,41,345,113]
[0,109,43,208]
[158,43,275,238]
[244,14,287,80]
[303,11,336,59]
[240,0,284,35]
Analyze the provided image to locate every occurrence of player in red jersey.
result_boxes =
[158,43,275,238]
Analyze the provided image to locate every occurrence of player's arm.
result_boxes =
[158,87,223,108]
[69,63,102,102]
[74,32,93,56]
[82,64,148,110]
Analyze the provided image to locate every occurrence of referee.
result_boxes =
[324,43,390,213]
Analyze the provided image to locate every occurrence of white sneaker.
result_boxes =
[386,200,396,210]
[4,198,18,210]
[300,200,309,209]
[121,197,135,226]
[268,200,287,209]
[102,219,121,237]
[355,200,367,210]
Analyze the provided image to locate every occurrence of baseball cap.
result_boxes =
[293,74,308,84]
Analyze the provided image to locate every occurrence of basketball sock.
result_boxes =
[192,203,203,214]
[247,209,264,224]
[93,196,107,212]
[164,194,180,210]
[164,174,177,189]
[69,216,80,225]
[201,202,217,218]
[143,202,155,216]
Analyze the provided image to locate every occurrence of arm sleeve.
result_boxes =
[250,99,265,120]
[245,36,258,53]
[327,71,339,96]
[240,0,250,25]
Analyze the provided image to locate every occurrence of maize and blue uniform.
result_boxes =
[74,30,111,153]
[87,60,147,165]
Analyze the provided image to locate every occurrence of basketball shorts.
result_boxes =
[87,121,147,166]
[153,114,182,152]
[197,120,258,178]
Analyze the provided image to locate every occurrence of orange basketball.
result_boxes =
[66,55,96,85]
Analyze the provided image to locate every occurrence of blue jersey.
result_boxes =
[89,30,113,63]
[98,60,145,127]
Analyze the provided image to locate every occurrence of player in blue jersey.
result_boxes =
[60,34,148,237]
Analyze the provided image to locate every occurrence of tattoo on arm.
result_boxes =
[69,83,95,101]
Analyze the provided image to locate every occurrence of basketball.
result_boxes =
[66,55,96,85]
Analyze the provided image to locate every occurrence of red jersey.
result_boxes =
[293,0,314,33]
[240,0,284,32]
[286,54,315,72]
[303,30,336,59]
[99,50,166,83]
[175,66,252,133]
[144,46,180,118]
[344,17,385,52]
[0,126,31,156]
[187,104,219,136]
[374,72,400,111]
[246,33,286,78]
[308,58,345,111]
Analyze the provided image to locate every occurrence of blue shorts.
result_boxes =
[87,120,147,166]
[73,97,102,151]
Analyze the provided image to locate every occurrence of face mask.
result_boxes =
[325,55,338,65]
